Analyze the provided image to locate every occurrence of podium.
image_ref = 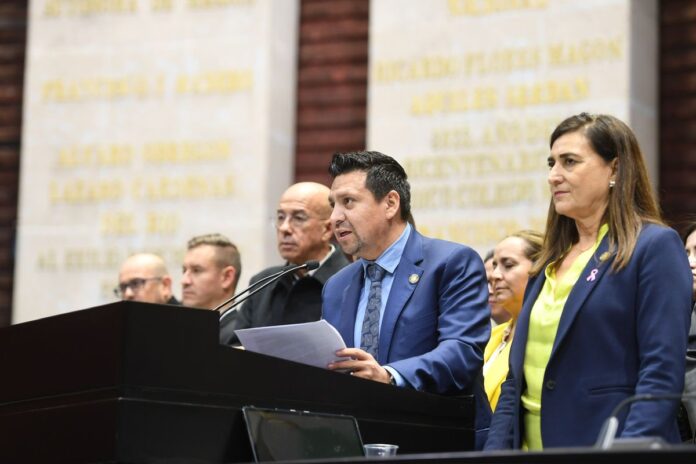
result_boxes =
[0,302,475,463]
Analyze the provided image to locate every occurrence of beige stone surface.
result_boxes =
[368,0,657,254]
[14,0,299,322]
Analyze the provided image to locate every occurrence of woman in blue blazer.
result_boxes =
[484,113,693,450]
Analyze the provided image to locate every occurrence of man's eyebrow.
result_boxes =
[277,208,308,215]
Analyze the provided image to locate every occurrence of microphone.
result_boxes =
[595,393,696,449]
[216,260,320,318]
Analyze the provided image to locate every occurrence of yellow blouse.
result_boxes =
[484,320,514,411]
[521,224,608,450]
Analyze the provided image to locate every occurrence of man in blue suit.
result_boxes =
[322,151,491,446]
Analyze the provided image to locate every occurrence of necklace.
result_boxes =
[575,241,594,253]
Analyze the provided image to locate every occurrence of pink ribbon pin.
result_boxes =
[586,269,598,282]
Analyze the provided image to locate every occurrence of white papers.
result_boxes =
[234,320,349,369]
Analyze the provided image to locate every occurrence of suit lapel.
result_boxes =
[336,265,363,348]
[511,271,545,378]
[378,231,423,364]
[551,235,614,356]
[314,248,349,284]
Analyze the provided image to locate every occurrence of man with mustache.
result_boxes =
[219,182,350,345]
[323,151,491,448]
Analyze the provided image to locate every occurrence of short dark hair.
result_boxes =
[683,222,696,245]
[328,151,411,221]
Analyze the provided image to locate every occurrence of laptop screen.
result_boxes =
[242,406,365,462]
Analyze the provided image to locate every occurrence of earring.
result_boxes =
[609,180,616,188]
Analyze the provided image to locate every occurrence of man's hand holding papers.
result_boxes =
[234,320,350,369]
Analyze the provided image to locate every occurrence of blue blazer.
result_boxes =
[322,230,492,444]
[485,224,693,449]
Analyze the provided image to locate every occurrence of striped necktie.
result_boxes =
[360,263,386,358]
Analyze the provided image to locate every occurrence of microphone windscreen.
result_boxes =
[305,260,320,270]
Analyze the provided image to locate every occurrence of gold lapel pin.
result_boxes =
[409,274,420,284]
[599,251,611,262]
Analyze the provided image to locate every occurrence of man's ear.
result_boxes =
[384,190,401,220]
[222,266,237,292]
[321,218,333,243]
[159,275,173,301]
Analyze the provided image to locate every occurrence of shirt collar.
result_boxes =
[289,244,335,280]
[361,223,412,276]
[308,244,335,277]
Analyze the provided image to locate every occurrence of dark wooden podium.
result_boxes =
[0,301,475,463]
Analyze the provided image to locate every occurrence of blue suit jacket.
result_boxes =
[322,230,492,444]
[485,224,693,449]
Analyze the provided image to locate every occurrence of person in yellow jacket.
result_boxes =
[484,230,543,410]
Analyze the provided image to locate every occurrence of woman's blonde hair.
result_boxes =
[507,229,544,265]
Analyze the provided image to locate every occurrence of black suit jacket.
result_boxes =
[219,248,350,345]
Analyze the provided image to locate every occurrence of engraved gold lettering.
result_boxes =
[43,0,138,17]
[145,212,180,234]
[132,174,235,200]
[37,249,59,271]
[42,75,165,103]
[505,78,590,108]
[65,247,128,271]
[150,0,173,11]
[175,70,253,95]
[411,87,498,115]
[548,36,624,66]
[50,179,124,204]
[142,140,231,164]
[448,0,549,16]
[100,212,136,236]
[187,0,254,8]
[56,144,134,168]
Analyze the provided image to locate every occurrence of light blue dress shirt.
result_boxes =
[354,223,411,386]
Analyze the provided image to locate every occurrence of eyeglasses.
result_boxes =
[273,212,313,229]
[113,277,162,298]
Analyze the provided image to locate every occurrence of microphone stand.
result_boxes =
[216,260,319,319]
[595,393,696,449]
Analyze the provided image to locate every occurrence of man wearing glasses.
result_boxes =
[115,253,180,305]
[219,182,350,346]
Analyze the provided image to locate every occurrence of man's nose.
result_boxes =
[278,217,292,233]
[330,206,343,225]
[123,287,136,300]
